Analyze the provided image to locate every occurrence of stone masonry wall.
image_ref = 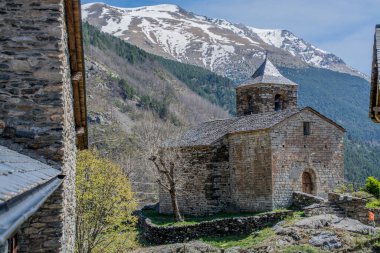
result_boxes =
[228,130,273,212]
[0,0,76,252]
[271,110,344,209]
[236,83,297,116]
[292,191,326,209]
[139,210,292,245]
[328,193,380,226]
[159,139,230,216]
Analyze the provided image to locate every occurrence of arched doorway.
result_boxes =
[302,172,313,194]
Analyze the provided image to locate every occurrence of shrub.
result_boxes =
[364,176,380,198]
[367,199,380,209]
[75,149,138,253]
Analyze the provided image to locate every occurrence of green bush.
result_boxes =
[367,199,380,209]
[364,176,380,198]
[118,79,136,100]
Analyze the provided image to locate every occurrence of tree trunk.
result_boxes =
[170,188,184,222]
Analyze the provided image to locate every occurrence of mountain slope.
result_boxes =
[82,2,364,81]
[83,23,236,204]
[83,22,236,114]
[84,23,380,186]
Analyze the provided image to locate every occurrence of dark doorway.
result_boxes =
[302,172,313,194]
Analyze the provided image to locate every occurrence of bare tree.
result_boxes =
[133,113,187,221]
[149,149,184,222]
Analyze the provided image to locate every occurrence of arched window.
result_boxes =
[246,95,253,114]
[274,94,283,111]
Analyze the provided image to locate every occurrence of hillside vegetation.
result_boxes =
[83,23,236,114]
[83,23,379,189]
[83,23,231,205]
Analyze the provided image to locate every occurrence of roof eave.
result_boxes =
[65,0,88,149]
[236,81,297,89]
[0,176,64,244]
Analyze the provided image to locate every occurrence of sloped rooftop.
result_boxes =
[238,58,297,87]
[0,145,60,204]
[168,108,302,147]
[168,107,345,148]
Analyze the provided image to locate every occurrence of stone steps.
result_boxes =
[326,203,346,217]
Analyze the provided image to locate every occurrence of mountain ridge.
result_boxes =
[81,2,367,81]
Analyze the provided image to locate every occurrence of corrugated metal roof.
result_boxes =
[238,58,297,87]
[0,177,62,244]
[0,145,60,204]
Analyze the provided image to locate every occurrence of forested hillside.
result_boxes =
[83,23,379,187]
[83,23,236,114]
[83,23,231,205]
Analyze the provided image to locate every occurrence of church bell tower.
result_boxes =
[236,58,298,116]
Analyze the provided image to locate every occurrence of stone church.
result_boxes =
[161,58,345,216]
[0,0,86,252]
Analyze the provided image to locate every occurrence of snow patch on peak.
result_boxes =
[248,27,285,48]
[143,4,180,12]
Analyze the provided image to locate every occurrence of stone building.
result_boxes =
[161,58,345,216]
[0,0,86,252]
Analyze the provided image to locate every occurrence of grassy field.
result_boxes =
[199,227,274,249]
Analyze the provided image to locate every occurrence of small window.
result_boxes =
[274,94,283,111]
[303,122,311,136]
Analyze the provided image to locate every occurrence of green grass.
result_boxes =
[142,209,289,227]
[199,227,274,249]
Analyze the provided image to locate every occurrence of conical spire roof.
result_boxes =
[238,58,297,87]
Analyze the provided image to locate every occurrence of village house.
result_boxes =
[161,58,345,216]
[0,0,86,252]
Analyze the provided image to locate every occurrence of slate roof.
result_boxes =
[168,108,302,147]
[238,58,297,87]
[369,24,380,122]
[168,107,345,148]
[0,145,60,204]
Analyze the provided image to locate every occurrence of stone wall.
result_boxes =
[271,110,344,209]
[292,191,326,209]
[139,210,292,245]
[228,130,273,212]
[328,193,380,226]
[159,138,230,216]
[0,0,77,252]
[236,83,297,116]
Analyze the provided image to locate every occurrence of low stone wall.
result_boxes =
[328,193,380,225]
[138,211,292,245]
[292,191,326,209]
[303,203,328,217]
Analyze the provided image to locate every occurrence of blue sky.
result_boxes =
[82,0,380,75]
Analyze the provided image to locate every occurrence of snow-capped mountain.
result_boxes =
[82,2,364,81]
